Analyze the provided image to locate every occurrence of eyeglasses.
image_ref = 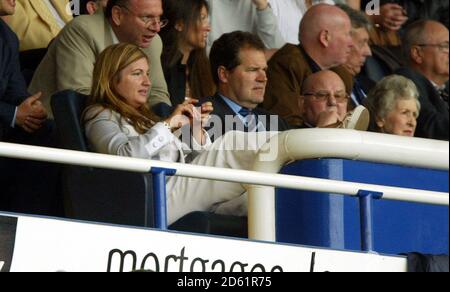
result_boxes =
[119,5,169,29]
[416,42,449,52]
[303,91,350,103]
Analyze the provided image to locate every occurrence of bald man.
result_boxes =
[263,4,354,127]
[300,71,349,128]
[300,70,369,130]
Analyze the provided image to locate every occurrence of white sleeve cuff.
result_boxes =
[144,122,175,156]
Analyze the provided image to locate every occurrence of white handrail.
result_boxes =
[0,129,449,242]
[249,129,449,241]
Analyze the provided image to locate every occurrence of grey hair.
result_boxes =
[402,20,430,64]
[365,75,421,124]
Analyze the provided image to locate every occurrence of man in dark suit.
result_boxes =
[201,31,289,142]
[0,1,47,141]
[337,4,375,108]
[1,1,56,216]
[396,20,449,141]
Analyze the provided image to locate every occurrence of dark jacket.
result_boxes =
[264,44,354,127]
[396,67,449,141]
[164,58,187,108]
[361,0,449,28]
[200,93,290,142]
[0,19,29,139]
[351,74,377,107]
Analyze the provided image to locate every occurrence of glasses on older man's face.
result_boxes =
[303,91,350,103]
[119,5,169,29]
[416,42,450,53]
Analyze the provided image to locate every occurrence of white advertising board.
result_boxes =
[0,213,407,272]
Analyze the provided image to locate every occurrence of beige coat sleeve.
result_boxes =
[53,20,97,96]
[7,0,72,51]
[144,34,172,108]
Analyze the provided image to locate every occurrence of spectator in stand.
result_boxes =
[6,0,73,51]
[337,3,374,107]
[84,43,279,225]
[268,0,308,45]
[0,0,47,140]
[360,0,449,47]
[201,31,289,141]
[300,70,369,130]
[361,0,449,31]
[268,0,339,45]
[1,0,61,217]
[160,0,215,108]
[364,75,420,137]
[263,4,354,127]
[28,0,170,119]
[206,0,285,53]
[396,20,449,141]
[267,0,363,45]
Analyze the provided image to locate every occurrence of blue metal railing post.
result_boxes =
[151,167,176,230]
[357,190,383,252]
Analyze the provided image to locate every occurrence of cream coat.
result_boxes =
[29,10,170,118]
[84,107,211,164]
[8,0,73,51]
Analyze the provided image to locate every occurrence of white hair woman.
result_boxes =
[365,75,421,137]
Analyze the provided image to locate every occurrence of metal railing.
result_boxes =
[1,129,448,251]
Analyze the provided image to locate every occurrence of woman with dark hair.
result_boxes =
[160,0,216,107]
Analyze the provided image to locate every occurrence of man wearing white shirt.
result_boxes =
[206,0,285,53]
[201,31,289,141]
[268,0,335,45]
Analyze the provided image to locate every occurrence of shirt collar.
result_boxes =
[431,80,446,91]
[219,94,244,116]
[299,45,322,73]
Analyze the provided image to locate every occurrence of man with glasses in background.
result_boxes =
[29,0,171,118]
[299,70,369,130]
[397,20,449,141]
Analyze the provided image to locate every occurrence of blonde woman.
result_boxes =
[84,43,278,225]
[364,75,421,137]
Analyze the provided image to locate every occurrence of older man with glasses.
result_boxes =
[299,70,369,130]
[396,20,449,141]
[29,0,171,119]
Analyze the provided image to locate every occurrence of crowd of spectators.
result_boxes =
[0,0,448,226]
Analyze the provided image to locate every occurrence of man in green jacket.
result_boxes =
[29,0,171,119]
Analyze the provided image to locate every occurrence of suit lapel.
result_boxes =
[29,0,71,33]
[213,93,246,132]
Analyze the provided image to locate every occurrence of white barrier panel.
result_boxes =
[249,129,450,241]
[0,213,407,272]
